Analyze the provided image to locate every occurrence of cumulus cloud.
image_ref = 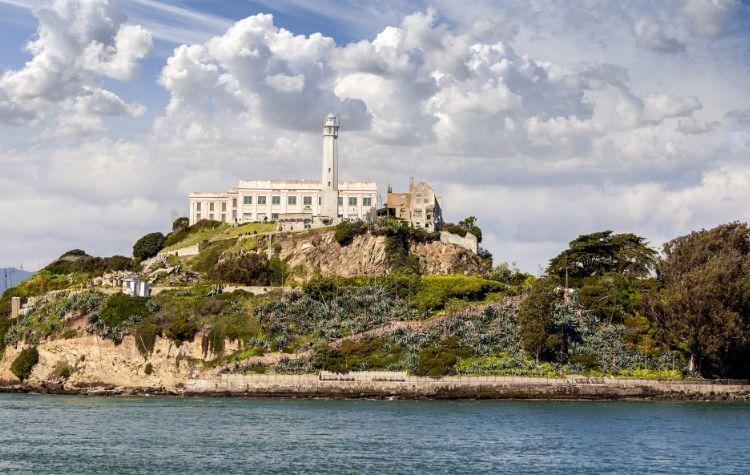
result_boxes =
[633,17,686,53]
[683,0,741,37]
[0,0,152,128]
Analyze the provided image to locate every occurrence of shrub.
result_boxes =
[412,275,505,311]
[209,252,272,285]
[442,223,467,237]
[192,238,237,273]
[11,346,39,381]
[334,220,367,246]
[100,293,149,328]
[172,217,190,232]
[53,360,74,379]
[144,363,154,375]
[413,337,472,376]
[133,232,166,260]
[165,315,198,346]
[133,321,160,357]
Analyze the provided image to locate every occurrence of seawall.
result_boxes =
[3,371,749,401]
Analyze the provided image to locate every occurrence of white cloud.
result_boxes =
[634,16,686,53]
[683,0,741,37]
[0,0,152,127]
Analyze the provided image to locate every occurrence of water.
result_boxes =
[1,394,749,474]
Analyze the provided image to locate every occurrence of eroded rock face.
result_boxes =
[0,332,240,391]
[276,230,487,279]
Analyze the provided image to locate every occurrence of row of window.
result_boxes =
[241,196,373,206]
[196,196,373,212]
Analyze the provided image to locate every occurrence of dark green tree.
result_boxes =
[172,217,190,232]
[548,231,656,282]
[458,216,483,243]
[11,346,39,381]
[647,222,750,377]
[133,232,166,260]
[517,277,573,362]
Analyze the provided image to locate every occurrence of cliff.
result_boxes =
[276,229,486,278]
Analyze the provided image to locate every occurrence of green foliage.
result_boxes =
[456,352,559,376]
[144,363,154,375]
[53,360,74,379]
[133,320,160,357]
[413,337,472,376]
[163,220,225,250]
[648,222,750,377]
[458,216,483,243]
[517,277,565,361]
[487,262,535,294]
[44,252,134,276]
[412,275,505,312]
[165,314,198,346]
[172,217,190,232]
[192,238,237,273]
[133,232,166,260]
[100,293,149,329]
[310,337,404,373]
[209,252,272,285]
[442,223,467,237]
[334,220,367,246]
[548,231,657,282]
[11,346,39,381]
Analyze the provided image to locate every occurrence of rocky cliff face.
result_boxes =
[276,230,487,278]
[0,332,240,393]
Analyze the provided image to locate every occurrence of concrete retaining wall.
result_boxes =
[440,231,478,254]
[185,372,750,400]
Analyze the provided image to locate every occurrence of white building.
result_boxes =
[189,114,378,230]
[122,277,150,297]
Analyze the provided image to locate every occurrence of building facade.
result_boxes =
[189,114,378,229]
[386,177,444,231]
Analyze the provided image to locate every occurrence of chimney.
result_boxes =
[11,297,21,319]
[387,182,392,193]
[408,176,414,191]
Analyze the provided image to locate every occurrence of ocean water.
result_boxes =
[0,394,749,474]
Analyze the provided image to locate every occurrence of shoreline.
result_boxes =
[3,373,749,401]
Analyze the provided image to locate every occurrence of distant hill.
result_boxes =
[0,267,33,293]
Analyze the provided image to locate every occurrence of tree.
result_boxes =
[11,346,39,381]
[547,231,656,283]
[172,217,189,232]
[647,222,750,377]
[133,232,166,260]
[459,216,483,243]
[209,252,272,285]
[517,277,572,362]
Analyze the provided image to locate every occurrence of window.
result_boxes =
[196,202,201,211]
[232,198,237,208]
[288,196,297,205]
[221,213,226,222]
[257,196,266,205]
[303,196,312,206]
[209,214,214,220]
[243,213,253,221]
[337,197,343,206]
[221,202,226,212]
[272,196,281,205]
[196,213,201,220]
[243,196,252,205]
[318,197,321,205]
[363,197,372,207]
[271,213,279,220]
[348,197,357,206]
[209,203,214,212]
[232,211,237,221]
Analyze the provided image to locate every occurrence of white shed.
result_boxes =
[122,277,150,297]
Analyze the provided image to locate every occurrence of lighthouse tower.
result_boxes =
[320,113,339,220]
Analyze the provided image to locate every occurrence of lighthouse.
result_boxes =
[320,113,339,220]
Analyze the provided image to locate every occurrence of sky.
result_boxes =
[1,0,749,273]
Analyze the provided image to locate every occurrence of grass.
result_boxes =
[219,222,276,239]
[162,223,229,252]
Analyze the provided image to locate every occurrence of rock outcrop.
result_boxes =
[276,229,487,279]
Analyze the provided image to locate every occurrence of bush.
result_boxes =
[442,223,467,237]
[172,217,190,232]
[412,275,504,311]
[11,346,39,381]
[165,315,198,346]
[209,252,272,285]
[133,232,166,260]
[334,220,367,246]
[310,338,404,373]
[133,321,160,357]
[100,293,149,328]
[144,363,154,375]
[53,360,74,379]
[193,238,237,273]
[413,337,471,376]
